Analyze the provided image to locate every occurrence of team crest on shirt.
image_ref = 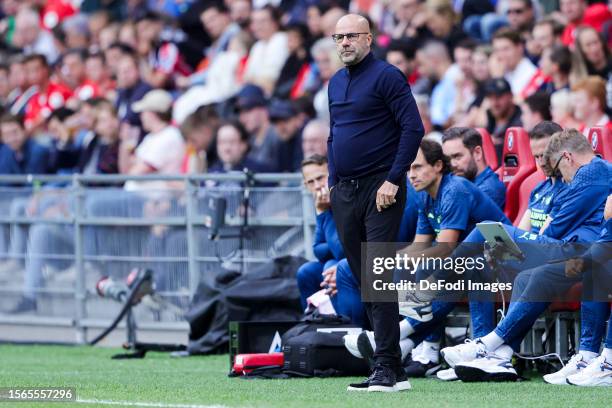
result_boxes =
[591,133,598,150]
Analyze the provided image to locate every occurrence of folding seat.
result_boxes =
[476,128,499,170]
[498,127,536,221]
[587,127,612,161]
[513,170,546,226]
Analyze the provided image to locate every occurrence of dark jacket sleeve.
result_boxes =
[377,66,424,185]
[327,83,338,188]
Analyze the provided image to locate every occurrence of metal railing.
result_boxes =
[0,173,315,343]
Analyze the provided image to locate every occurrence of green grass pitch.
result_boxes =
[0,345,609,408]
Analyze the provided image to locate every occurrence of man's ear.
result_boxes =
[473,145,483,162]
[434,160,444,173]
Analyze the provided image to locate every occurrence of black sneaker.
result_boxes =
[403,358,441,378]
[9,296,37,314]
[367,364,399,392]
[347,377,371,392]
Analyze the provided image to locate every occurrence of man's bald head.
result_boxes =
[333,14,372,66]
[335,14,370,34]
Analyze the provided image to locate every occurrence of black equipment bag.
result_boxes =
[185,256,305,355]
[281,313,369,377]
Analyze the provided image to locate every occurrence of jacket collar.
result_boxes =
[346,52,375,75]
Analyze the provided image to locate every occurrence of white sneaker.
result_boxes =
[343,332,363,359]
[410,341,424,360]
[436,368,459,381]
[398,289,434,322]
[455,350,518,382]
[344,331,375,359]
[566,356,612,387]
[543,353,590,385]
[441,339,486,368]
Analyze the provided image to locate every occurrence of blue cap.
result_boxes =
[236,84,267,110]
[484,78,512,96]
[268,99,296,121]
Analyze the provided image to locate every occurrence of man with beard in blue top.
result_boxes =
[441,127,506,209]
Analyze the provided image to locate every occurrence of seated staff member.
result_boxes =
[444,195,612,384]
[296,154,344,310]
[441,127,506,209]
[435,130,612,380]
[515,121,567,233]
[416,127,610,292]
[345,139,510,376]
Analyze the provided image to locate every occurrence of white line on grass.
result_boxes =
[76,398,231,408]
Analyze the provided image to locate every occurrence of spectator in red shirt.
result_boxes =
[560,0,588,46]
[85,51,115,100]
[60,49,101,102]
[41,0,77,31]
[23,54,72,132]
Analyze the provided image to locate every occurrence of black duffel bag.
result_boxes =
[281,313,369,377]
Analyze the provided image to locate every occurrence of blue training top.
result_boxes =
[312,210,345,263]
[416,173,511,241]
[545,157,612,242]
[474,166,506,210]
[527,177,567,234]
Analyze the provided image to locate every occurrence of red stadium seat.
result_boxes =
[549,283,582,312]
[499,127,536,221]
[476,128,499,170]
[587,127,612,160]
[513,169,546,226]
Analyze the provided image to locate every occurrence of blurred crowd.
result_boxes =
[0,0,609,181]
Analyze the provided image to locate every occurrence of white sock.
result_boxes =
[493,344,514,360]
[481,332,505,352]
[421,340,440,364]
[579,350,598,361]
[400,338,415,360]
[400,319,414,339]
[603,348,612,362]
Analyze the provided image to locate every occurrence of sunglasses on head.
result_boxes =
[551,152,568,174]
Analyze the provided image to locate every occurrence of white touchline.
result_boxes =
[76,398,233,408]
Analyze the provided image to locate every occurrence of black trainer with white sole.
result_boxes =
[347,378,371,392]
[403,359,441,378]
[455,353,518,382]
[366,364,412,392]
